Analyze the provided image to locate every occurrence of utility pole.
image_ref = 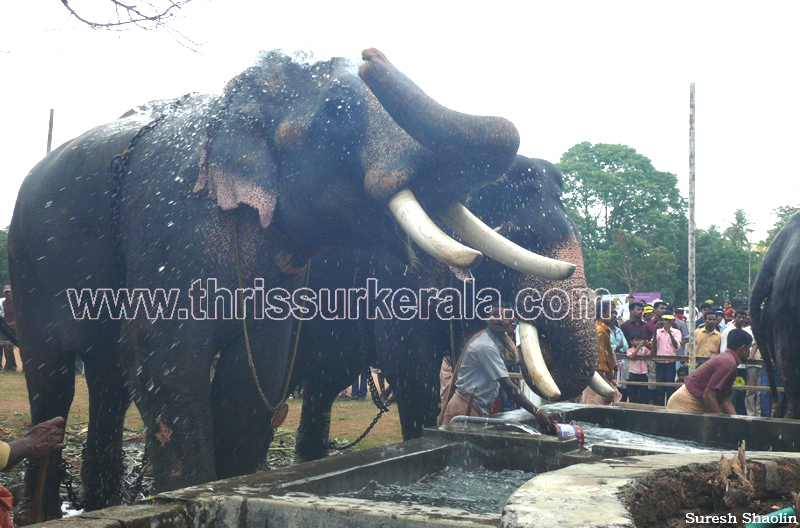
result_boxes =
[748,242,752,295]
[687,84,697,372]
[47,109,54,154]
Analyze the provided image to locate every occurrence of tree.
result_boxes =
[763,205,800,247]
[695,226,748,304]
[723,209,754,250]
[59,0,193,29]
[557,142,688,303]
[596,229,678,295]
[0,227,8,287]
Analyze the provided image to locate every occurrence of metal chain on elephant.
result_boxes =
[52,459,82,511]
[233,213,307,412]
[108,113,168,277]
[330,372,393,451]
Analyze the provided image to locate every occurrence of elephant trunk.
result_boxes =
[516,235,597,401]
[359,48,520,176]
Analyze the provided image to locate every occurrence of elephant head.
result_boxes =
[191,49,573,275]
[460,155,599,401]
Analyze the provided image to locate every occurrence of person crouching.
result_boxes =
[666,329,753,414]
[439,307,555,433]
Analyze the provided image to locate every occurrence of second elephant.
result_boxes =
[292,155,600,462]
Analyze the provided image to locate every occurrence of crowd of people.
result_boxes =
[593,295,784,417]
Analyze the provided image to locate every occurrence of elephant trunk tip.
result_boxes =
[358,47,519,172]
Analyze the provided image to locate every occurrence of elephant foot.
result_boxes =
[13,456,63,525]
[294,425,330,463]
[80,444,125,511]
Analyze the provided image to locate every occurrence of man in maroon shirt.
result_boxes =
[666,329,753,414]
[620,302,646,343]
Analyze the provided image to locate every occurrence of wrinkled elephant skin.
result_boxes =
[293,156,597,462]
[751,211,800,419]
[8,49,522,521]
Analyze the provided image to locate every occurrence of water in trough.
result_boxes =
[336,422,721,514]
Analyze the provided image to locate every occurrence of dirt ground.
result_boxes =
[0,358,403,495]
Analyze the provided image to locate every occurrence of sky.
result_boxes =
[1,1,798,243]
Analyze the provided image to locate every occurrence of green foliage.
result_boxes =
[723,209,754,250]
[695,225,749,303]
[0,227,8,286]
[596,229,678,295]
[762,205,799,247]
[558,142,687,303]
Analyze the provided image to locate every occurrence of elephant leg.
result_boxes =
[81,362,130,511]
[14,352,75,524]
[210,343,278,479]
[123,321,216,493]
[392,369,441,440]
[377,320,445,441]
[776,321,800,419]
[294,369,352,463]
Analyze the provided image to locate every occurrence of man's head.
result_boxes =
[643,305,654,321]
[629,302,644,320]
[626,295,634,305]
[3,285,10,299]
[727,328,754,361]
[699,302,712,314]
[488,305,516,336]
[715,310,725,324]
[659,314,675,330]
[653,301,666,320]
[733,310,748,329]
[703,311,718,329]
[595,300,615,325]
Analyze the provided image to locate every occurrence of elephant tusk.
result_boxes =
[388,189,483,269]
[438,202,576,281]
[588,371,616,398]
[518,321,561,400]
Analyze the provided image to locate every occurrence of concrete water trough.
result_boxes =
[30,405,800,527]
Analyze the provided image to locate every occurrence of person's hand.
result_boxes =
[5,417,66,470]
[535,409,555,434]
[21,417,66,457]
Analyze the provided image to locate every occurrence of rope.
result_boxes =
[234,213,308,411]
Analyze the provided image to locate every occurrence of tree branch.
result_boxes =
[60,0,192,29]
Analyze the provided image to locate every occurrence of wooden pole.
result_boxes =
[687,84,697,372]
[46,109,54,154]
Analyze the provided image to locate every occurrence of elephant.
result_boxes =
[750,211,800,419]
[292,155,604,462]
[7,47,583,522]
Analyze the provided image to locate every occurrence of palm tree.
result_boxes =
[724,209,754,250]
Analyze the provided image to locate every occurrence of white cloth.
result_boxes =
[720,324,753,354]
[618,303,631,322]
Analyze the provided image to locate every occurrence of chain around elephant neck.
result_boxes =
[233,213,307,411]
[109,113,168,282]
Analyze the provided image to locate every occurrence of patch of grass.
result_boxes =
[1,372,403,463]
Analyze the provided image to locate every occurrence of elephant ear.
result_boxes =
[194,79,279,229]
[194,132,278,229]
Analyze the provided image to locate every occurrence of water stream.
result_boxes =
[577,421,723,452]
[336,422,721,514]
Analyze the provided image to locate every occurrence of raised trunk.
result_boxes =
[359,48,519,200]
